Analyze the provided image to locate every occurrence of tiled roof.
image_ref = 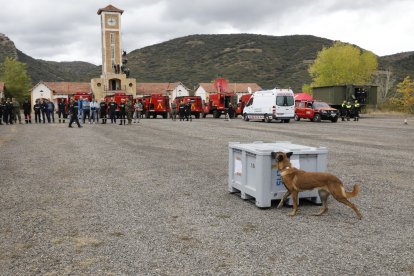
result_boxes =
[42,82,91,95]
[0,82,4,93]
[197,82,262,93]
[97,5,124,15]
[136,82,181,95]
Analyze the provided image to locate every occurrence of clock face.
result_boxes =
[107,17,117,26]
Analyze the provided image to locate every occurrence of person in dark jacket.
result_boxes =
[40,99,48,123]
[184,101,191,121]
[179,101,185,121]
[57,99,67,123]
[99,99,107,124]
[4,98,13,124]
[108,98,117,124]
[47,99,55,123]
[33,100,41,123]
[68,98,82,128]
[22,98,31,123]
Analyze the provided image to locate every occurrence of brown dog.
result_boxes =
[271,151,362,219]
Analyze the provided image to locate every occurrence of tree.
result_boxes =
[0,57,32,102]
[391,76,414,113]
[308,42,378,87]
[373,69,396,103]
[301,83,312,94]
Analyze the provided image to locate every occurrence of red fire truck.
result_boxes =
[72,92,93,101]
[174,96,203,119]
[235,93,253,118]
[104,92,133,115]
[142,94,170,119]
[202,78,237,118]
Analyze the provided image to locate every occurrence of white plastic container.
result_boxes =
[228,141,327,208]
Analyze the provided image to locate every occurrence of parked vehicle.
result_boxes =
[235,93,253,118]
[243,89,295,123]
[202,78,237,118]
[294,100,339,122]
[174,96,203,119]
[73,92,93,101]
[202,92,237,118]
[104,92,133,116]
[142,94,170,119]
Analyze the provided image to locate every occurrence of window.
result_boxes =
[246,97,253,106]
[276,96,294,106]
[110,33,115,44]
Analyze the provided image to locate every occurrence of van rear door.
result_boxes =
[275,95,294,118]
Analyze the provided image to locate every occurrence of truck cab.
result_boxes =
[294,100,339,122]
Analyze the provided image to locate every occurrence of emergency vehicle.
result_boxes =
[235,93,253,117]
[174,96,203,119]
[142,94,170,119]
[73,92,92,101]
[104,92,133,117]
[202,78,237,118]
[243,89,295,123]
[294,100,339,122]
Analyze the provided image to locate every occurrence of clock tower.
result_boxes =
[91,5,136,100]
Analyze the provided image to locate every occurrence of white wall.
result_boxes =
[31,83,52,108]
[194,86,208,103]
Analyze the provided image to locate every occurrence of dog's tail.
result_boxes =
[345,184,360,198]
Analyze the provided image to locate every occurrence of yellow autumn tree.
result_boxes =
[392,76,414,113]
[309,42,378,87]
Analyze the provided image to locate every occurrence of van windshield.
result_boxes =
[276,96,294,106]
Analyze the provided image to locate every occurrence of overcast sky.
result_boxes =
[1,0,413,65]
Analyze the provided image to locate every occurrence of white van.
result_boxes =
[243,89,295,123]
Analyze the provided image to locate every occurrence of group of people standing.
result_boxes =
[67,97,143,128]
[340,100,361,121]
[0,98,31,125]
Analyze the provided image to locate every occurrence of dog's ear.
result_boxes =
[286,152,293,159]
[271,152,277,160]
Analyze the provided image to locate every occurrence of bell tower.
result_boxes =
[91,5,136,100]
[98,5,123,75]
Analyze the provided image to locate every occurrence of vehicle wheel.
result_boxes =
[153,114,157,119]
[283,119,290,123]
[145,111,150,119]
[313,113,321,122]
[163,113,167,119]
[294,114,300,121]
[202,112,207,118]
[243,113,249,121]
[331,117,338,123]
[195,113,200,119]
[264,114,272,123]
[213,110,219,118]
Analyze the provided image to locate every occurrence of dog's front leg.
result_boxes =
[289,192,298,216]
[277,191,290,209]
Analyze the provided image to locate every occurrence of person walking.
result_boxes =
[33,100,41,123]
[68,98,82,128]
[133,100,143,123]
[125,98,133,125]
[227,103,234,120]
[108,98,117,124]
[57,99,67,123]
[99,98,108,124]
[184,100,191,121]
[119,99,126,125]
[170,101,177,121]
[47,99,55,123]
[12,98,22,124]
[179,101,185,121]
[22,98,32,124]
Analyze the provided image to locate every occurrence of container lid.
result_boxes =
[229,141,327,155]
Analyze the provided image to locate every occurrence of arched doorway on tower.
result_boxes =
[109,78,121,91]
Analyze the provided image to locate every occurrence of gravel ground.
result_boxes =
[0,115,413,275]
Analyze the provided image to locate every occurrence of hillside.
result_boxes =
[127,34,334,91]
[1,33,414,92]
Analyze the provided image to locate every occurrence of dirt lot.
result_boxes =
[0,115,413,275]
